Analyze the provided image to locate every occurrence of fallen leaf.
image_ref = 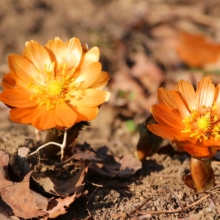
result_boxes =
[71,144,102,162]
[89,162,114,177]
[0,150,48,219]
[47,194,77,218]
[32,162,88,196]
[118,154,142,178]
[90,147,142,178]
[176,32,220,68]
[47,190,87,219]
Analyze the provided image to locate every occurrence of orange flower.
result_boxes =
[148,77,220,158]
[0,37,110,130]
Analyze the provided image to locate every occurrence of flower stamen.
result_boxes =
[182,106,220,141]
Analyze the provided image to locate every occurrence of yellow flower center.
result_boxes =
[182,104,220,141]
[28,62,79,110]
[47,80,63,96]
[197,116,210,130]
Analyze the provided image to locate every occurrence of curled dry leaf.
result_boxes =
[0,151,48,219]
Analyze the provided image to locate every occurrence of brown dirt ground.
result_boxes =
[0,0,220,219]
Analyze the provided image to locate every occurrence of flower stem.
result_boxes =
[184,156,215,192]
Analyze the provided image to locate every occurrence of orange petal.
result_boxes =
[70,89,110,107]
[73,106,98,122]
[2,73,17,89]
[45,37,82,69]
[3,71,39,91]
[90,71,110,89]
[184,144,211,157]
[173,133,197,144]
[80,47,100,71]
[196,77,215,109]
[158,88,190,118]
[55,103,77,128]
[202,136,220,148]
[22,40,52,73]
[175,79,196,110]
[151,104,184,128]
[8,55,45,85]
[213,85,220,114]
[0,89,37,108]
[73,62,102,89]
[10,107,40,125]
[32,107,57,130]
[147,124,176,140]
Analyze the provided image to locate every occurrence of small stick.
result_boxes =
[161,185,184,211]
[137,194,210,215]
[127,197,153,215]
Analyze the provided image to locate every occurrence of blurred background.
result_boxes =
[1,0,220,155]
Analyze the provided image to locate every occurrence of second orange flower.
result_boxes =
[148,77,220,158]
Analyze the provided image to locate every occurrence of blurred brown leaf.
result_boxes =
[176,32,220,68]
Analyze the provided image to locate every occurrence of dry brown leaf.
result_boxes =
[90,147,142,178]
[176,32,220,68]
[0,150,48,219]
[1,172,48,219]
[89,162,114,177]
[71,144,102,162]
[117,154,142,178]
[32,173,58,196]
[47,193,77,218]
[32,163,88,196]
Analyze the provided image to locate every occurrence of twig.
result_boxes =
[111,197,153,219]
[137,194,210,215]
[127,197,153,215]
[161,185,184,211]
[86,179,103,187]
[87,185,102,207]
